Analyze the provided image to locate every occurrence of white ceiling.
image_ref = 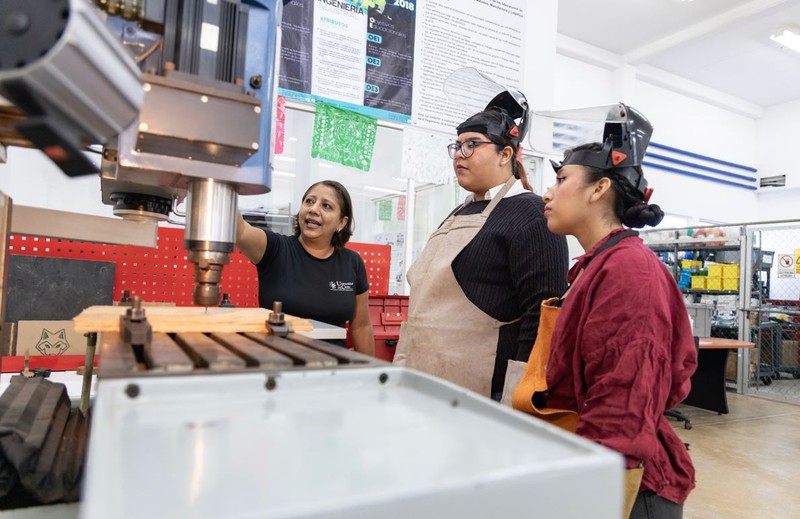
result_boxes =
[557,0,800,108]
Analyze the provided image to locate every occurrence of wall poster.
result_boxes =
[410,0,526,134]
[279,0,417,123]
[278,0,527,130]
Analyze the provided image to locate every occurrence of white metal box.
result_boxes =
[81,368,623,519]
[686,302,713,337]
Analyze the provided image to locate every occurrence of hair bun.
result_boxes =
[622,202,664,228]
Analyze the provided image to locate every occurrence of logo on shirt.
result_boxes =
[329,281,354,292]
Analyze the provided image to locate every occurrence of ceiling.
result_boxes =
[557,0,800,108]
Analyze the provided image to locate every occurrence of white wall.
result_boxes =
[553,55,616,108]
[755,100,800,222]
[758,100,800,188]
[0,147,110,217]
[635,81,759,224]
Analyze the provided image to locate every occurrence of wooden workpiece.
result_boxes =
[73,305,313,334]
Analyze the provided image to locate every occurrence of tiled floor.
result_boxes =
[670,393,800,519]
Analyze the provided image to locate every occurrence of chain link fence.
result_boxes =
[641,220,800,405]
[743,223,800,402]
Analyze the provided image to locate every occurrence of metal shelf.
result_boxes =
[682,289,738,295]
[646,242,740,252]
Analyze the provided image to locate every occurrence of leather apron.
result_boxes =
[394,177,517,397]
[511,229,640,429]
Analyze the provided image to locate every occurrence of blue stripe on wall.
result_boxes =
[643,161,758,191]
[645,152,758,183]
[649,142,757,172]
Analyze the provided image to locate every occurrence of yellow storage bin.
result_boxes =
[691,277,707,290]
[707,264,724,278]
[706,277,723,290]
[681,259,703,270]
[722,264,740,279]
[723,278,738,291]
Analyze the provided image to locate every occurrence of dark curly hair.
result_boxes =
[569,143,664,228]
[293,180,355,249]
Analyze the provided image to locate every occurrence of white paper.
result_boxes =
[411,0,527,134]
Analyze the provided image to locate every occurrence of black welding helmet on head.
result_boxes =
[530,103,653,199]
[443,67,529,145]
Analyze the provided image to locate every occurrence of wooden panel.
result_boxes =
[73,306,313,334]
[174,333,246,371]
[144,333,195,373]
[211,333,294,369]
[243,333,338,368]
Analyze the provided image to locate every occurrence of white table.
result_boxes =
[302,319,347,341]
[0,371,96,401]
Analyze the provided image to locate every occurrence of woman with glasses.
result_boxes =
[393,99,569,401]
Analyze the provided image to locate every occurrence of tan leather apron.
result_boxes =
[394,177,517,397]
[511,297,579,431]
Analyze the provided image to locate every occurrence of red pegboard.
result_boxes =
[8,228,258,307]
[7,229,391,307]
[346,242,391,296]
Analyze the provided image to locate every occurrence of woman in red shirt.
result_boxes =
[541,109,697,518]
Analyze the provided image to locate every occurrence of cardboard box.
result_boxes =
[15,320,88,357]
[706,277,722,290]
[726,348,758,382]
[780,340,799,368]
[725,350,736,381]
[722,278,738,291]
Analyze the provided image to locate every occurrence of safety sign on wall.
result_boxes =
[777,253,796,278]
[797,248,800,274]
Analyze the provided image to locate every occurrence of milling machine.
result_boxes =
[0,0,283,307]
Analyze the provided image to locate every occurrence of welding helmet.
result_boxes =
[531,103,653,199]
[443,67,529,145]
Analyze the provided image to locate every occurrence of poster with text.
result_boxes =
[410,0,526,134]
[278,0,416,123]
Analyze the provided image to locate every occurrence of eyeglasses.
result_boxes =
[447,140,495,159]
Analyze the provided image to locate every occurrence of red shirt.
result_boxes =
[546,229,697,504]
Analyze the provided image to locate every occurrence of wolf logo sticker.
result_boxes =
[35,328,71,355]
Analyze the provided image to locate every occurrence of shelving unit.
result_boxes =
[644,220,800,403]
[644,231,745,341]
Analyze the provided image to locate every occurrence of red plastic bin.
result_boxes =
[369,295,409,362]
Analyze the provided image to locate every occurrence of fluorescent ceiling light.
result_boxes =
[771,28,800,53]
[275,155,296,162]
[319,163,334,169]
[363,185,404,195]
[273,170,295,178]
